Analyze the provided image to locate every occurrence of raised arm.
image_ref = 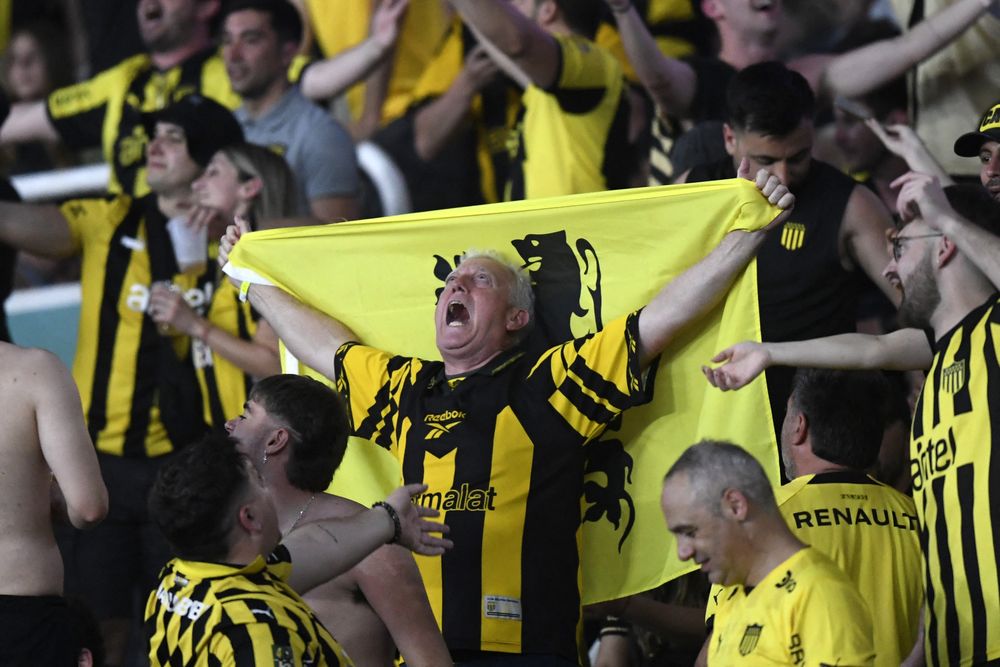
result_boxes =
[449,0,559,89]
[283,483,451,593]
[0,201,75,258]
[219,218,358,380]
[815,0,996,101]
[865,121,953,185]
[840,185,901,306]
[414,45,499,161]
[299,0,409,102]
[702,328,934,391]
[0,100,60,144]
[32,349,108,529]
[636,163,794,368]
[895,170,1000,289]
[603,0,698,118]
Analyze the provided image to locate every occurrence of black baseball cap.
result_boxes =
[954,101,1000,157]
[144,95,245,167]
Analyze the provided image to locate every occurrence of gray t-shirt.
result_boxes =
[235,86,359,215]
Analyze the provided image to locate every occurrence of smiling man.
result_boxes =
[661,440,874,665]
[219,166,794,663]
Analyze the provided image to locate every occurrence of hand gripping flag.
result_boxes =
[224,179,780,603]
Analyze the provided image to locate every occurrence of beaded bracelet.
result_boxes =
[372,501,402,544]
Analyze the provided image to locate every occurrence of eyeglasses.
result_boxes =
[890,233,943,261]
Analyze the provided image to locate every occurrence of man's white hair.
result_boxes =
[458,248,535,323]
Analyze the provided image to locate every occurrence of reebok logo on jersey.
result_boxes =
[424,410,466,439]
[414,483,497,511]
[780,222,806,251]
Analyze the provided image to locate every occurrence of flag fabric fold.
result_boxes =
[225,179,779,603]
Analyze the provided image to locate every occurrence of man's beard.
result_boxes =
[897,252,941,329]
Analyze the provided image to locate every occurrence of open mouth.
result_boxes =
[446,301,470,327]
[750,0,775,11]
[142,3,163,22]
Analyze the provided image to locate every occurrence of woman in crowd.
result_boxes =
[149,143,299,428]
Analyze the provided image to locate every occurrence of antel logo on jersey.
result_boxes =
[910,426,957,492]
[424,410,466,439]
[414,483,497,512]
[125,282,213,315]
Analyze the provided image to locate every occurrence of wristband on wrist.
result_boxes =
[372,501,402,544]
[238,281,251,303]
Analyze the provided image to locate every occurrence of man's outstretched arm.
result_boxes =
[219,217,359,381]
[0,101,60,144]
[636,163,794,368]
[702,328,934,391]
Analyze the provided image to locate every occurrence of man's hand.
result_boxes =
[219,215,252,287]
[457,46,500,95]
[371,0,409,50]
[149,282,201,337]
[701,341,771,391]
[384,483,453,556]
[892,171,953,228]
[737,158,795,230]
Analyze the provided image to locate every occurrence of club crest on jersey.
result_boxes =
[780,222,806,251]
[942,359,966,394]
[739,624,763,656]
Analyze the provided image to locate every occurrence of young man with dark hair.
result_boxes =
[705,174,1000,665]
[680,61,898,444]
[144,432,451,666]
[221,0,360,220]
[226,374,452,666]
[662,440,874,665]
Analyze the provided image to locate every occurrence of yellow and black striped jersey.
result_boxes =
[334,311,651,659]
[708,547,875,666]
[144,546,352,667]
[193,275,259,428]
[63,194,209,457]
[911,293,1000,666]
[776,471,921,666]
[46,49,239,197]
[506,34,630,201]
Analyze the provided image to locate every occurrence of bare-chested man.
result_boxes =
[225,373,452,666]
[0,344,108,664]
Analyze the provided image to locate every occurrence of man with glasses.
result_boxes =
[702,171,1000,665]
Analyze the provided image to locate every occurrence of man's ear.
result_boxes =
[281,40,299,68]
[723,123,738,157]
[702,0,724,21]
[537,0,559,25]
[264,426,291,458]
[936,236,958,268]
[720,488,749,521]
[506,308,530,333]
[238,503,262,533]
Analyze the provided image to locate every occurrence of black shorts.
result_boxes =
[0,595,77,666]
[58,453,175,619]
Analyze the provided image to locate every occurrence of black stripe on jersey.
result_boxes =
[932,474,961,665]
[920,487,940,667]
[931,349,945,430]
[912,380,927,440]
[122,315,159,456]
[204,365,226,428]
[982,313,1000,663]
[236,300,254,399]
[154,629,172,667]
[807,470,879,485]
[222,619,260,664]
[601,93,632,191]
[553,87,605,115]
[86,205,144,444]
[565,346,633,412]
[171,579,213,645]
[957,463,988,662]
[557,376,616,425]
[356,355,408,449]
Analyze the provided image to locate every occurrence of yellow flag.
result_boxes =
[225,180,780,603]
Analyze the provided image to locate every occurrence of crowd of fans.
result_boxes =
[0,0,998,665]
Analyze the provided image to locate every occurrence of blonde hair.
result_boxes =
[219,143,298,227]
